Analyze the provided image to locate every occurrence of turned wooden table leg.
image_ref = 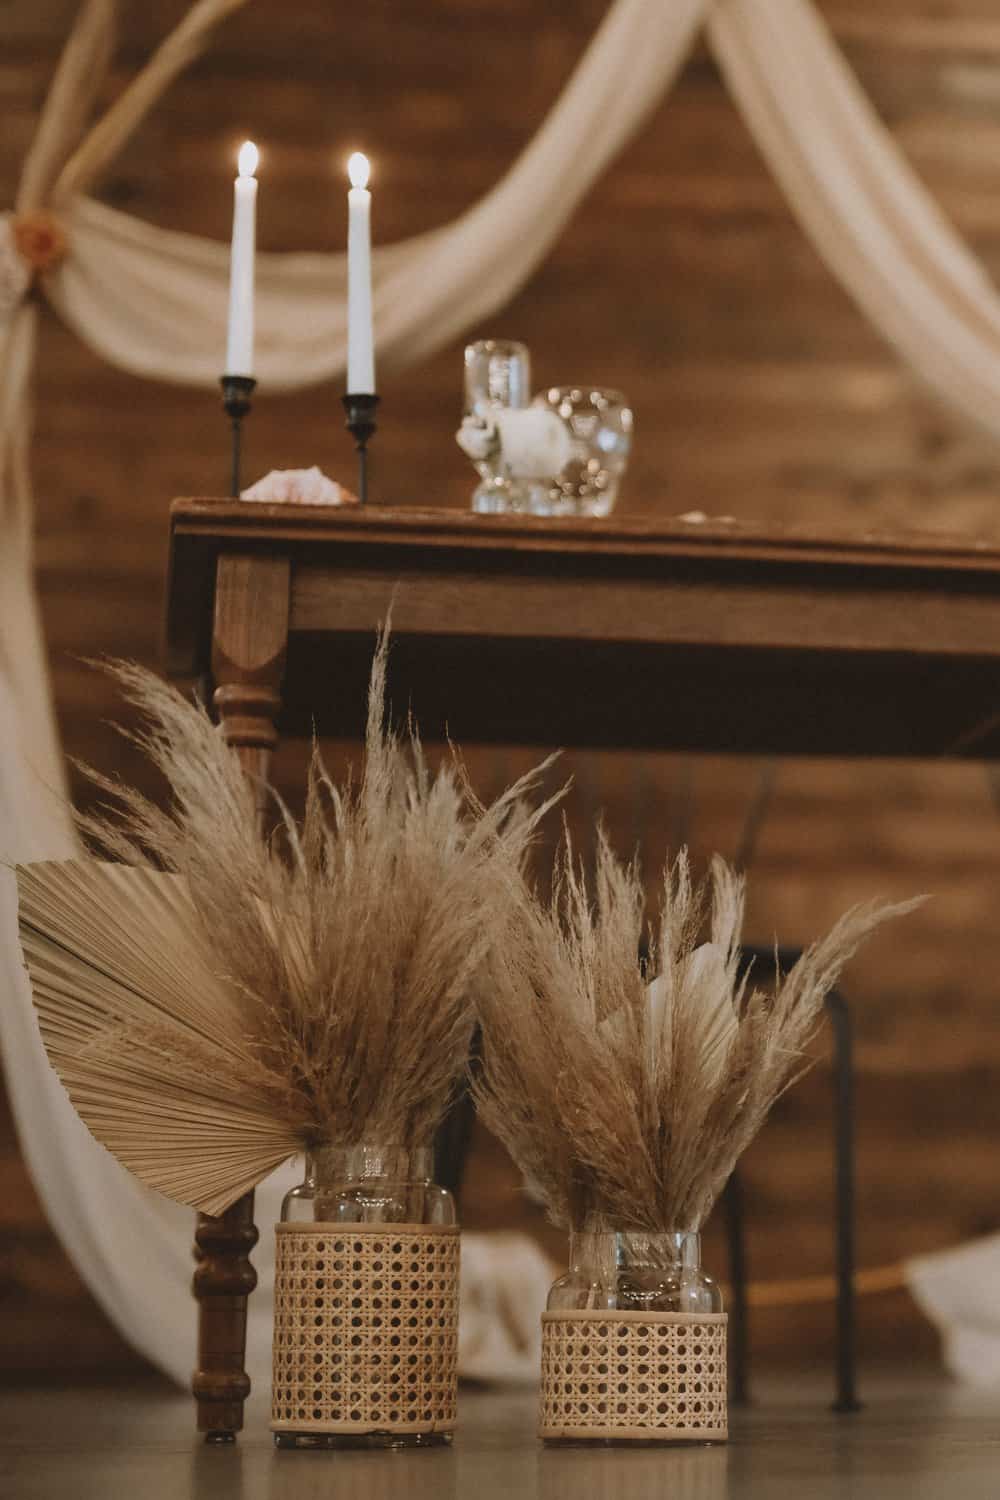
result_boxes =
[211,552,292,813]
[191,551,291,1440]
[193,1194,259,1441]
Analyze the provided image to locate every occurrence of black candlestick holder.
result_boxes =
[342,392,379,505]
[220,374,256,498]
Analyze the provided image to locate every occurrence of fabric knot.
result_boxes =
[1,210,68,324]
[12,209,68,277]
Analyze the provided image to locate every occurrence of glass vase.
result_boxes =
[532,386,633,516]
[271,1145,459,1450]
[539,1230,727,1445]
[461,338,554,514]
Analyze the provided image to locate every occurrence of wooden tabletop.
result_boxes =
[166,500,1000,758]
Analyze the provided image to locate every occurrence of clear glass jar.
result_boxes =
[274,1144,457,1450]
[280,1145,455,1229]
[541,1230,726,1446]
[547,1229,722,1316]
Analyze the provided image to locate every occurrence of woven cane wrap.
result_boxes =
[539,1311,727,1442]
[271,1222,459,1435]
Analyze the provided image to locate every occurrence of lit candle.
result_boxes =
[347,151,375,394]
[225,140,258,376]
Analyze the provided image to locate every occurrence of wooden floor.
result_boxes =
[3,1375,999,1499]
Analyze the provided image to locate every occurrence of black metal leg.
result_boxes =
[220,375,255,498]
[342,393,379,506]
[740,947,861,1414]
[825,989,861,1413]
[723,1170,750,1406]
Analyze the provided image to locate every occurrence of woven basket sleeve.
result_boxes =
[539,1310,727,1442]
[271,1222,459,1435]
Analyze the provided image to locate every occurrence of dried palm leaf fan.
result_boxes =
[474,834,923,1443]
[15,632,558,1217]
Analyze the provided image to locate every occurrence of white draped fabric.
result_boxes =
[908,1235,1000,1387]
[51,0,703,390]
[4,0,1000,1385]
[708,0,1000,439]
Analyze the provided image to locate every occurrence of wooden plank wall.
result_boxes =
[4,0,1000,1378]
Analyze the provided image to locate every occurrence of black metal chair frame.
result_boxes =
[726,945,859,1413]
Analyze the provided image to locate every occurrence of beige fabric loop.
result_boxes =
[52,0,251,206]
[707,0,1000,438]
[15,0,117,215]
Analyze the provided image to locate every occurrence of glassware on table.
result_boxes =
[462,338,537,513]
[532,386,633,516]
[464,338,532,418]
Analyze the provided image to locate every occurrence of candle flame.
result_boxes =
[238,140,259,178]
[347,151,371,190]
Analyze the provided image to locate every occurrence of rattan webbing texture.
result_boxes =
[539,1311,728,1442]
[271,1222,460,1435]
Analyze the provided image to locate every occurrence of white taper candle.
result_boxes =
[347,151,375,394]
[225,140,258,376]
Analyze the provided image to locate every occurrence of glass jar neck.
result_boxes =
[311,1143,434,1186]
[568,1229,701,1280]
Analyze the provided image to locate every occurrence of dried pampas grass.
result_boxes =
[16,632,558,1215]
[475,834,922,1234]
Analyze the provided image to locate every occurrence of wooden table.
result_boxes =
[165,498,1000,1439]
[168,500,1000,759]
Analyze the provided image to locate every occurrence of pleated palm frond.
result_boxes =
[17,859,303,1213]
[474,834,923,1234]
[16,632,560,1216]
